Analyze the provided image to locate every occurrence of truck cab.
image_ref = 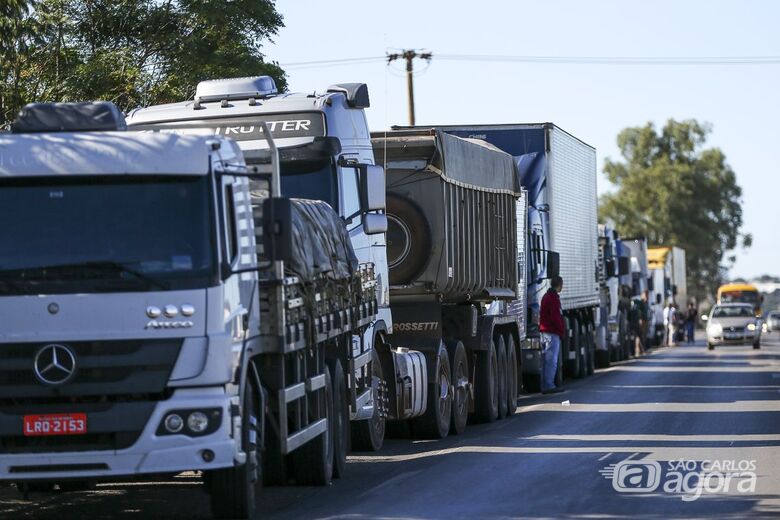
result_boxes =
[128,77,389,414]
[0,102,258,503]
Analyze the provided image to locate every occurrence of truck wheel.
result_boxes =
[292,366,333,485]
[566,318,582,379]
[351,350,386,451]
[412,343,451,439]
[707,343,714,350]
[505,335,518,417]
[473,339,499,423]
[586,325,595,376]
[447,341,469,435]
[496,337,508,419]
[753,340,761,350]
[328,359,349,478]
[207,383,262,520]
[386,193,431,285]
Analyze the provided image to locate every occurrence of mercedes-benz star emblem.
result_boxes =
[33,344,77,385]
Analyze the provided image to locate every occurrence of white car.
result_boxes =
[704,303,762,350]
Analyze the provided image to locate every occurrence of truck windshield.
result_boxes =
[279,159,339,212]
[0,175,215,295]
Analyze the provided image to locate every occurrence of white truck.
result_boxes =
[648,246,688,341]
[0,97,383,519]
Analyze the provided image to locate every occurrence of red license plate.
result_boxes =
[23,413,87,436]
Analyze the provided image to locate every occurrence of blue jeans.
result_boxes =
[686,321,695,343]
[541,332,561,391]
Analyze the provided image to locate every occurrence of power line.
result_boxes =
[436,54,780,65]
[281,54,780,69]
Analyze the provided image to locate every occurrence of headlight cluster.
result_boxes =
[157,408,222,437]
[747,323,757,332]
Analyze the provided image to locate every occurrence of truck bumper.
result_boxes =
[0,390,240,482]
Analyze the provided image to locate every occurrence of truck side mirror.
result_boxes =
[546,251,560,280]
[362,213,387,235]
[701,314,709,321]
[618,257,630,276]
[605,258,616,279]
[359,164,386,211]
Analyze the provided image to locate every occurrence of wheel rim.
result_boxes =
[454,358,468,418]
[439,362,451,423]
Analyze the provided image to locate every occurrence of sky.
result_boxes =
[264,0,779,280]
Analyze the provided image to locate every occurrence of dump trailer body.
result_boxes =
[371,129,528,431]
[376,130,520,303]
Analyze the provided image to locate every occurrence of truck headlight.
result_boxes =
[747,323,756,332]
[187,411,210,433]
[164,413,184,433]
[157,408,222,436]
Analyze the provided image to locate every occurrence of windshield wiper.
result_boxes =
[0,261,170,290]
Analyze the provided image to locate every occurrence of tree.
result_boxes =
[0,0,286,127]
[599,119,751,303]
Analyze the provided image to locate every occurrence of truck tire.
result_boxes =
[753,339,761,350]
[412,343,452,439]
[207,382,262,520]
[447,341,469,435]
[505,334,518,416]
[386,193,431,285]
[565,318,581,379]
[496,337,508,419]
[292,366,333,486]
[473,339,499,423]
[351,349,386,451]
[586,324,595,376]
[328,358,349,478]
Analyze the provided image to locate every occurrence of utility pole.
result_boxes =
[387,49,432,126]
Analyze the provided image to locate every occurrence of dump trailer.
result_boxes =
[372,128,528,436]
[396,123,599,389]
[0,97,380,520]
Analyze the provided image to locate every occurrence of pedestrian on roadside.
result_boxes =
[629,297,644,356]
[685,302,697,343]
[540,276,565,394]
[663,301,677,346]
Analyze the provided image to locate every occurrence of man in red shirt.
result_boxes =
[540,276,565,394]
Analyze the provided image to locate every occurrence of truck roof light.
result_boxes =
[327,83,370,108]
[11,101,127,134]
[194,76,278,106]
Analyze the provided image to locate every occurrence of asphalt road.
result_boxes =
[2,335,779,519]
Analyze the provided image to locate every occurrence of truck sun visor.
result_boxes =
[11,102,127,134]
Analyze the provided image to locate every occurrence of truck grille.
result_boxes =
[0,339,181,401]
[0,339,181,453]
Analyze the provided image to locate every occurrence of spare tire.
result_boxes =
[386,193,431,285]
